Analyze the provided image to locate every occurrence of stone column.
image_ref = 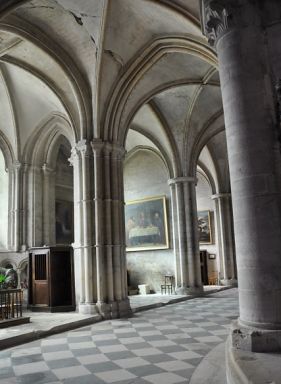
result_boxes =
[168,177,203,293]
[92,141,131,318]
[212,193,236,286]
[9,161,21,251]
[92,140,108,316]
[42,164,55,246]
[20,163,29,251]
[168,182,181,289]
[202,0,281,352]
[70,141,97,314]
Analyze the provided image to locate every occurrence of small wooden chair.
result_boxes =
[161,275,174,294]
[208,272,219,285]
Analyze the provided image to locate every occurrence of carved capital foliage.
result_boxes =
[76,139,91,157]
[69,140,92,165]
[201,0,236,46]
[69,146,79,166]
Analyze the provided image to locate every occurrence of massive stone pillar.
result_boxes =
[202,0,281,352]
[168,177,202,293]
[70,140,131,318]
[212,193,236,285]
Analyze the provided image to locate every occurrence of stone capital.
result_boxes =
[111,142,126,160]
[201,0,237,46]
[12,161,22,171]
[168,176,197,186]
[69,140,92,165]
[211,192,231,200]
[91,139,104,156]
[42,163,54,174]
[69,146,79,166]
[76,139,92,157]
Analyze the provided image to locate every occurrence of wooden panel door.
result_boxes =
[32,252,49,306]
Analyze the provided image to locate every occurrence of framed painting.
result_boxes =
[125,195,169,251]
[55,200,74,245]
[198,210,212,244]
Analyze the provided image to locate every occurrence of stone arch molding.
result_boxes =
[125,145,171,179]
[0,258,16,269]
[0,16,91,139]
[0,130,15,169]
[103,35,217,144]
[187,110,224,178]
[23,113,74,168]
[197,162,217,195]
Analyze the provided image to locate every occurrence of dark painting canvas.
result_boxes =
[125,196,169,251]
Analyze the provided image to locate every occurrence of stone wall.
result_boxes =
[124,149,174,293]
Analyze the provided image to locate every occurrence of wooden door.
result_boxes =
[200,250,208,285]
[32,252,49,306]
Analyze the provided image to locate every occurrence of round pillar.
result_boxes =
[202,0,281,352]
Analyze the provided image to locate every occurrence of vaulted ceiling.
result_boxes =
[0,0,229,191]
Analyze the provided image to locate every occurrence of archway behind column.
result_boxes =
[54,141,74,246]
[124,139,172,293]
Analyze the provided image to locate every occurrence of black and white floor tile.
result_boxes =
[0,289,239,384]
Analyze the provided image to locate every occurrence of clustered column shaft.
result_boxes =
[168,176,203,294]
[71,140,131,318]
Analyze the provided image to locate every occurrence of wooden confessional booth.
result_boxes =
[28,246,75,312]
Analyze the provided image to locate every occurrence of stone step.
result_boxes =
[190,342,226,384]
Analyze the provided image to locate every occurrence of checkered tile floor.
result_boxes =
[0,289,239,384]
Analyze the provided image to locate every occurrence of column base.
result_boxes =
[117,298,133,318]
[175,286,190,295]
[230,319,281,352]
[96,302,112,320]
[79,303,99,315]
[220,279,238,287]
[96,299,132,319]
[226,336,281,384]
[187,286,204,295]
[175,285,203,295]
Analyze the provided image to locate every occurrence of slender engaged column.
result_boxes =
[20,163,29,251]
[212,193,237,286]
[202,0,281,352]
[169,183,181,288]
[12,162,21,251]
[42,164,55,246]
[92,140,108,316]
[70,141,97,314]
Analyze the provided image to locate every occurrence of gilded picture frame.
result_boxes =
[198,210,212,244]
[125,195,169,251]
